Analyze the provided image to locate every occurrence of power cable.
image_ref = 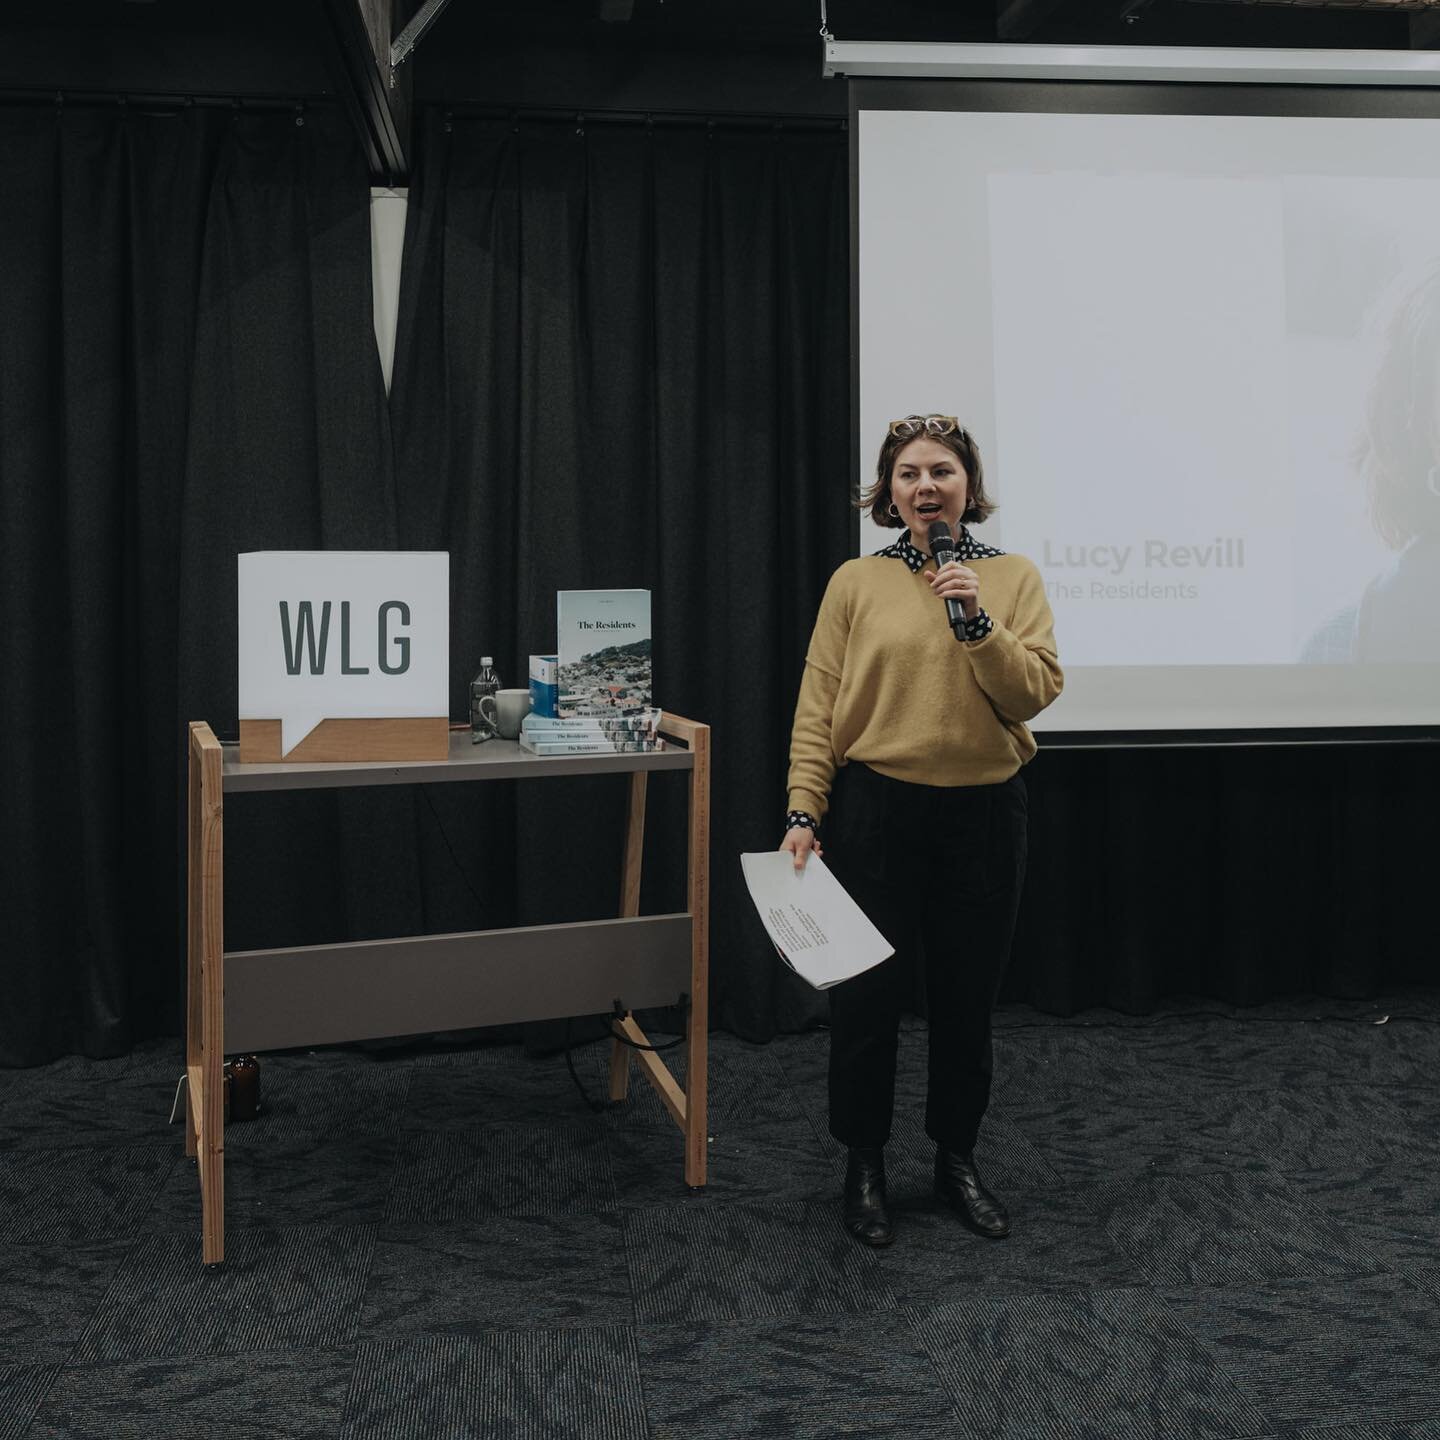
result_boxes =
[562,997,690,1113]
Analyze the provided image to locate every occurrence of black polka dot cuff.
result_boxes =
[963,608,994,643]
[785,810,818,834]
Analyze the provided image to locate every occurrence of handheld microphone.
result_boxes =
[927,519,967,640]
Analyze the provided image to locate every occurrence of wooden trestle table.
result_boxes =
[184,714,710,1267]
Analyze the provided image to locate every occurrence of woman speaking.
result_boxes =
[782,414,1062,1247]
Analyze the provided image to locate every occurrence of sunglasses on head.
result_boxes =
[888,414,969,441]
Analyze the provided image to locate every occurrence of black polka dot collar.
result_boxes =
[875,527,1006,573]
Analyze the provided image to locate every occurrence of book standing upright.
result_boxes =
[556,590,652,718]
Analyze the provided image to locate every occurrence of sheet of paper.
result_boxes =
[739,852,894,991]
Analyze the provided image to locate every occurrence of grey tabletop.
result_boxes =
[221,729,696,793]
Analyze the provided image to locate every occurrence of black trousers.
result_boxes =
[822,761,1028,1154]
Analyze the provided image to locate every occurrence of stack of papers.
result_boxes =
[739,852,894,990]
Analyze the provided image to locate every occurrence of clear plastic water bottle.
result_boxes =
[470,657,501,743]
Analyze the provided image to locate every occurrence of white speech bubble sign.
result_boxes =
[238,552,450,757]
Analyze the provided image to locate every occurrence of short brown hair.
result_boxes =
[857,421,996,529]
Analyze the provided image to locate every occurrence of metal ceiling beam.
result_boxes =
[391,0,454,70]
[321,0,411,184]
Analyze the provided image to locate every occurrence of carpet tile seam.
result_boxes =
[1090,1179,1392,1288]
[36,1227,149,1374]
[33,1339,364,1383]
[350,1205,400,1351]
[136,1148,198,1233]
[769,1038,827,1094]
[37,1337,369,1373]
[0,1145,179,1248]
[373,1061,419,1225]
[37,1344,359,1440]
[129,1213,387,1245]
[633,1308,938,1339]
[623,1291,904,1332]
[1244,1169,1420,1273]
[370,1206,638,1242]
[0,1135,179,1157]
[352,1320,644,1353]
[620,1197,902,1327]
[1126,1292,1288,1435]
[353,1313,641,1342]
[68,1221,381,1366]
[907,1305,981,1430]
[890,1303,1004,1432]
[1154,1272,1440,1307]
[327,1222,379,1358]
[1204,1278,1367,1316]
[0,1362,63,1440]
[0,1188,189,1253]
[897,1291,1280,1439]
[618,1322,655,1440]
[389,1113,614,1140]
[797,1100,843,1177]
[617,1199,652,1347]
[1145,1282,1440,1434]
[332,1339,375,1440]
[1080,1268,1393,1294]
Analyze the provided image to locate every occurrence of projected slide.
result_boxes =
[858,107,1440,732]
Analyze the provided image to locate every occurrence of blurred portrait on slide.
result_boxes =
[1302,260,1440,663]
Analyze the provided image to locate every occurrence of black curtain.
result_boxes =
[1014,739,1438,1012]
[3,102,1434,1067]
[390,111,852,1041]
[0,102,418,1066]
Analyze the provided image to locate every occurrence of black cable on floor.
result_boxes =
[564,1018,610,1114]
[562,997,690,1112]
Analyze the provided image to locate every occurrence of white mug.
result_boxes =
[480,687,532,740]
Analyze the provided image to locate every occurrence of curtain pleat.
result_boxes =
[0,105,401,1065]
[391,115,855,1039]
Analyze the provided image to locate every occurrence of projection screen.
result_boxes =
[852,74,1440,737]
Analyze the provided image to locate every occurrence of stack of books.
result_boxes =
[518,709,666,755]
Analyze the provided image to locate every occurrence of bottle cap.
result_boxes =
[481,656,493,666]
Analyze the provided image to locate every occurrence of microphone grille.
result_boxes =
[926,519,955,554]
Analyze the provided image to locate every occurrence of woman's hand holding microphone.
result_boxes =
[926,560,981,619]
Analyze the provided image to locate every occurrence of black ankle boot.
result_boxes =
[842,1146,894,1248]
[934,1147,1010,1239]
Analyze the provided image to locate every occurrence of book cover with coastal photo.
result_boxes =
[556,589,652,719]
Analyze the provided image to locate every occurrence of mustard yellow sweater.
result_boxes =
[787,551,1063,821]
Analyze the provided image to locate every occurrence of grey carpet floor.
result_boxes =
[3,992,1440,1439]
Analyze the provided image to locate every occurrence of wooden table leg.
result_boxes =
[609,772,648,1103]
[185,735,201,1162]
[188,723,226,1266]
[679,722,710,1189]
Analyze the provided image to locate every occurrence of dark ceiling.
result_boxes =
[0,0,1422,103]
[0,0,1428,178]
[415,0,1412,50]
